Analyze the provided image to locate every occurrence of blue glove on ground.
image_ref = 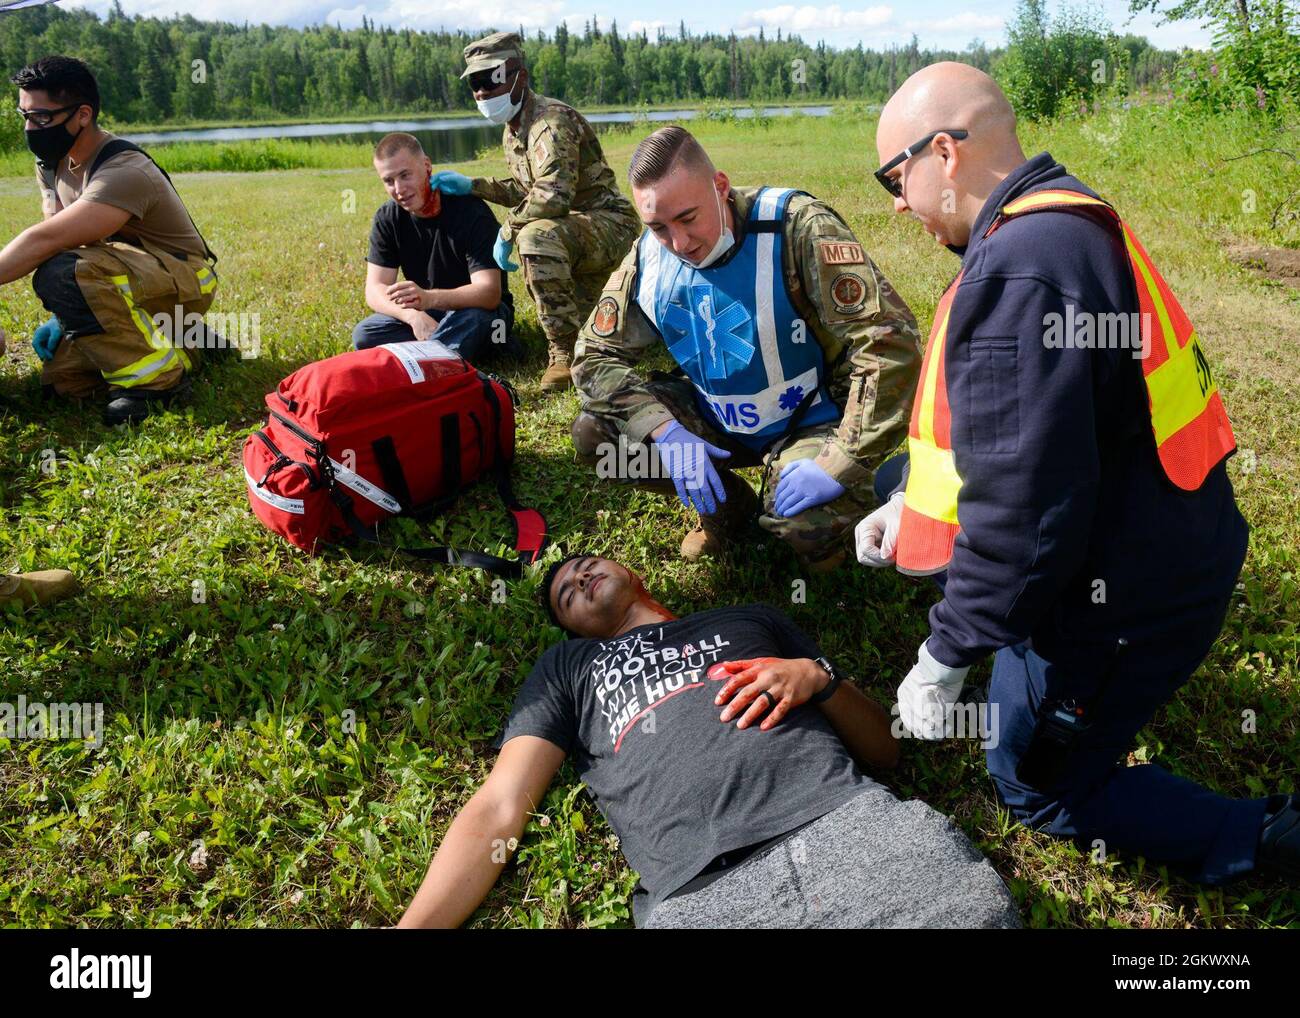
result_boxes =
[32,316,63,362]
[429,170,473,195]
[493,232,519,272]
[774,458,846,517]
[655,420,731,516]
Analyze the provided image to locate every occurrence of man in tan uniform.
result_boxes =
[0,56,219,425]
[571,127,921,571]
[432,33,640,391]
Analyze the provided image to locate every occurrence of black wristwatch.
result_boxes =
[809,656,843,704]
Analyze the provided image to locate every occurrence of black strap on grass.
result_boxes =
[328,482,523,579]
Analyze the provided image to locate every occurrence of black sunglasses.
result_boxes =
[16,102,86,128]
[874,129,969,199]
[467,66,518,93]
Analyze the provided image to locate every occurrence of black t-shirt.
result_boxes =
[366,193,512,311]
[498,604,873,922]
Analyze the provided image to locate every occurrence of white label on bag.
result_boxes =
[380,339,459,384]
[246,469,306,515]
[329,458,403,514]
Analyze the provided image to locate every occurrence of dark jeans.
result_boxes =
[351,301,514,361]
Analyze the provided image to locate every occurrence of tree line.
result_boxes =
[0,2,1183,126]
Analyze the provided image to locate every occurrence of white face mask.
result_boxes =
[476,72,523,125]
[692,184,734,268]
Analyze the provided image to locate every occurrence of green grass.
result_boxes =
[0,104,1297,928]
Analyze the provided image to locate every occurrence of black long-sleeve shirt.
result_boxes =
[921,153,1248,674]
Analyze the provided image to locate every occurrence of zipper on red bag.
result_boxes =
[252,429,322,488]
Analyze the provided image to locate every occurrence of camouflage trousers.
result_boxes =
[572,372,877,566]
[517,207,640,355]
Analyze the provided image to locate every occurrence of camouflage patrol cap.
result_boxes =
[461,31,525,79]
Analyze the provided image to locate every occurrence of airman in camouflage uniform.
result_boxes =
[572,162,921,571]
[461,32,641,391]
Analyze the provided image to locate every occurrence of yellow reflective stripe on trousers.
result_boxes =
[104,274,185,386]
[905,435,962,524]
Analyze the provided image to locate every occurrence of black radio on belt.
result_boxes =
[1015,638,1128,791]
[1016,700,1091,790]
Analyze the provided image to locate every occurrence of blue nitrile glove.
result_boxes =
[32,316,63,362]
[493,231,519,272]
[429,170,473,195]
[774,458,846,518]
[655,420,731,516]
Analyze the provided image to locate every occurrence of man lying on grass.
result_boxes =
[397,553,1020,929]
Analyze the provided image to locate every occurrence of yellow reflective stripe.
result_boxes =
[1121,230,1178,364]
[916,299,954,447]
[905,435,962,524]
[1146,330,1216,446]
[104,273,181,387]
[109,274,171,352]
[1120,228,1216,445]
[103,344,178,386]
[1002,191,1108,215]
[196,266,217,294]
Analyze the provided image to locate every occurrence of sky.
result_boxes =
[55,0,1216,51]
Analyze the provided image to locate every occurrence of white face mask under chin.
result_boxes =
[692,186,734,268]
[476,76,523,125]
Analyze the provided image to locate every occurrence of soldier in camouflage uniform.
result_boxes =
[453,32,641,392]
[571,126,920,571]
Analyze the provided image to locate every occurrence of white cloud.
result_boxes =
[736,4,894,34]
[903,12,1003,35]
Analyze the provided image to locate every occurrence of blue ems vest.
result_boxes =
[634,187,839,452]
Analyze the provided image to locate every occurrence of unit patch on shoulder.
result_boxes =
[532,131,553,167]
[830,272,867,314]
[818,240,865,266]
[592,296,620,337]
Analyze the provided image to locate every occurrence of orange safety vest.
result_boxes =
[895,188,1236,577]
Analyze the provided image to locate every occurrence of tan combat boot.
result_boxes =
[0,570,78,610]
[680,475,761,561]
[540,344,573,392]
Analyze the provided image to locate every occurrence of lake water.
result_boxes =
[124,105,837,163]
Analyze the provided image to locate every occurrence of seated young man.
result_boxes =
[354,133,515,360]
[397,554,1020,929]
[1,56,220,425]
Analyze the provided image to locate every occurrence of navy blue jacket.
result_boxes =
[920,152,1248,676]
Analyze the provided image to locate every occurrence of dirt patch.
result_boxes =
[1227,243,1300,288]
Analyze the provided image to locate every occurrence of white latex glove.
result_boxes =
[855,491,905,567]
[896,640,970,740]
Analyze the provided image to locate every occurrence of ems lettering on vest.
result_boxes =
[703,366,825,434]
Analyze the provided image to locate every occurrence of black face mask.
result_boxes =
[26,115,84,171]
